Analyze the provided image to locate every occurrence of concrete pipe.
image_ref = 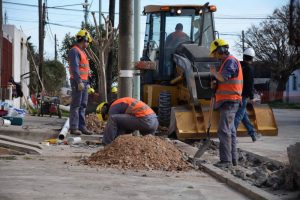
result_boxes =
[58,118,69,140]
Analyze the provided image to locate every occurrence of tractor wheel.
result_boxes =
[158,91,171,128]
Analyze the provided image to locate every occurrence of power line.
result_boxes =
[46,22,80,29]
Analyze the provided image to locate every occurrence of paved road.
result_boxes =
[237,109,300,163]
[0,156,249,200]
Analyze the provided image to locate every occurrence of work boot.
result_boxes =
[214,161,232,168]
[70,129,82,136]
[251,135,257,142]
[232,159,238,166]
[80,128,94,135]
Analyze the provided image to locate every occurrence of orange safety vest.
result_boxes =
[215,55,243,103]
[111,97,155,118]
[69,45,90,81]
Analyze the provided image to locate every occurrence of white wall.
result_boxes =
[3,25,30,109]
[284,69,300,103]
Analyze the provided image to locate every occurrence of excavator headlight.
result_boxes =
[176,9,182,15]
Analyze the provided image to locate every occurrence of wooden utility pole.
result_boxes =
[54,34,57,61]
[84,0,88,27]
[242,30,245,52]
[38,0,45,85]
[106,0,115,100]
[0,0,3,99]
[118,0,133,98]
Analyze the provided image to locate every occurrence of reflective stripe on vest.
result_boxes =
[69,45,90,81]
[112,97,154,118]
[215,55,243,103]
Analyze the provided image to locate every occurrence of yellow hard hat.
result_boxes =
[96,102,109,121]
[76,29,93,43]
[87,87,95,94]
[210,39,229,55]
[111,87,118,93]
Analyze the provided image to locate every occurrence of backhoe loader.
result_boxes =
[136,3,278,141]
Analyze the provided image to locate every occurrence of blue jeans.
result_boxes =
[69,80,88,130]
[234,97,256,137]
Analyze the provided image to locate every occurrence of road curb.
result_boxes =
[199,163,281,200]
[172,140,281,200]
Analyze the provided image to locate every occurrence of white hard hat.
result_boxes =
[243,48,255,57]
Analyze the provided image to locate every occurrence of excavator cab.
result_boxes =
[139,4,278,140]
[141,4,217,82]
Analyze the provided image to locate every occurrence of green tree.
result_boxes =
[43,60,66,93]
[240,4,300,101]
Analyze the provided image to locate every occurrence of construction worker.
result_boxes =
[165,23,190,49]
[234,48,260,142]
[209,39,243,167]
[111,86,118,101]
[68,29,94,135]
[102,97,159,145]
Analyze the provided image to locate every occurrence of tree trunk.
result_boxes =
[268,76,288,102]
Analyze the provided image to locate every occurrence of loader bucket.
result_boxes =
[169,101,278,141]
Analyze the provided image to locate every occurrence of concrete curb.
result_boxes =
[199,163,281,200]
[0,135,43,149]
[172,140,281,200]
[0,140,41,155]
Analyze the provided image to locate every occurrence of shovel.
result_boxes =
[193,95,215,159]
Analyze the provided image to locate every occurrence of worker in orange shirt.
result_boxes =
[101,97,159,145]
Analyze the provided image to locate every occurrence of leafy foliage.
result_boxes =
[43,60,66,93]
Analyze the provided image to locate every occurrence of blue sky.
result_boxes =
[4,0,288,61]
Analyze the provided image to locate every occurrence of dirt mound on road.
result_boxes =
[85,113,105,134]
[87,135,191,171]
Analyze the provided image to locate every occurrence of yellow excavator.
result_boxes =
[136,3,278,141]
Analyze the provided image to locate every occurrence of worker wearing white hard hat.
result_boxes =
[234,47,260,143]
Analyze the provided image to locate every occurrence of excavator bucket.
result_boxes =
[170,101,278,141]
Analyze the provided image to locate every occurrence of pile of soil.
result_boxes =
[87,135,191,171]
[85,113,105,134]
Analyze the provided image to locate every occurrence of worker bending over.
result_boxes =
[102,97,159,145]
[209,39,243,168]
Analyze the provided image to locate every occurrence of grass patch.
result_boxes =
[268,101,300,109]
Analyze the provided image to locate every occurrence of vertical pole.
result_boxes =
[118,0,133,98]
[4,10,7,24]
[54,34,57,61]
[106,0,115,100]
[133,0,140,100]
[0,0,2,100]
[242,30,245,52]
[99,0,102,25]
[38,0,44,86]
[84,0,88,27]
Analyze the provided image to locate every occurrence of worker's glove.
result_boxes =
[210,80,217,90]
[78,82,85,91]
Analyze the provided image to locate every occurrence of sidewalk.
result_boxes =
[236,109,300,163]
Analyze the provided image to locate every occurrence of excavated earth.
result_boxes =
[85,113,105,134]
[86,135,191,171]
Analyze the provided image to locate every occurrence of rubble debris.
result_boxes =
[287,142,300,189]
[85,113,105,134]
[86,135,191,171]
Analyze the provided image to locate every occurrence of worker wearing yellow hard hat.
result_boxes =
[68,28,94,136]
[209,38,243,168]
[111,87,118,93]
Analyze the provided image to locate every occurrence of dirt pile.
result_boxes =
[85,113,105,134]
[87,135,191,171]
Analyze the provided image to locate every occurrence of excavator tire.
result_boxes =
[158,91,171,127]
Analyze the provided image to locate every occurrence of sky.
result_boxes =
[3,0,289,62]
